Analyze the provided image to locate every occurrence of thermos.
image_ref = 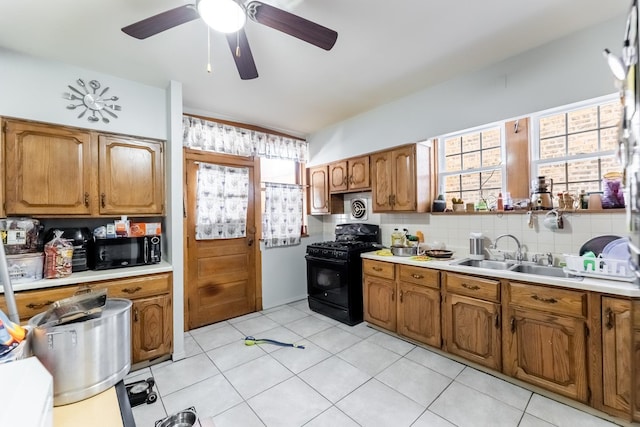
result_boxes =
[469,232,485,260]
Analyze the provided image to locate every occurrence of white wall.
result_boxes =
[304,14,629,271]
[308,14,626,165]
[0,48,167,139]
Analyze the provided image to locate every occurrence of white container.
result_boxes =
[4,252,44,284]
[469,233,485,260]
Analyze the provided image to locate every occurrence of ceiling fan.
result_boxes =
[121,0,338,80]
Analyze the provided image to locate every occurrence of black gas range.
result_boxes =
[305,223,380,325]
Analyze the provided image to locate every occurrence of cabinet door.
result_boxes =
[309,166,330,214]
[98,135,164,215]
[602,297,632,414]
[392,146,416,211]
[398,281,441,347]
[132,294,173,364]
[371,151,393,211]
[504,307,588,402]
[443,293,501,370]
[5,120,92,215]
[329,161,348,193]
[348,156,370,191]
[363,275,396,331]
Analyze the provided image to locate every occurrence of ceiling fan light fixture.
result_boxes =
[197,0,246,34]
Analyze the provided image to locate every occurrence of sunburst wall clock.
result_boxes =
[63,78,122,123]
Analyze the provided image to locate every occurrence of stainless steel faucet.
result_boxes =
[491,234,523,262]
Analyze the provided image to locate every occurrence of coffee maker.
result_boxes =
[531,176,554,210]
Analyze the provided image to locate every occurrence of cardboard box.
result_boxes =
[129,223,162,237]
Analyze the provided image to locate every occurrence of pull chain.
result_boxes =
[207,27,212,73]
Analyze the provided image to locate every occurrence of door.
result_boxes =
[363,275,396,331]
[185,150,260,329]
[504,306,588,402]
[329,161,348,193]
[371,151,392,211]
[443,293,501,370]
[309,166,330,214]
[398,281,441,347]
[348,156,370,191]
[601,297,632,414]
[392,146,416,211]
[132,294,172,363]
[4,119,92,215]
[306,255,350,307]
[98,135,164,215]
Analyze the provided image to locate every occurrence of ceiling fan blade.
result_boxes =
[226,29,259,80]
[122,5,200,39]
[246,1,337,50]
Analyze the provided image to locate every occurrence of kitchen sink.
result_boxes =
[507,263,571,278]
[452,259,514,270]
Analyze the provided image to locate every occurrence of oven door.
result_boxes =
[305,255,350,307]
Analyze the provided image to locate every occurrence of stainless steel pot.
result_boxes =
[28,298,132,406]
[391,246,418,257]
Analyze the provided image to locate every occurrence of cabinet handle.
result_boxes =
[122,286,142,295]
[605,307,614,330]
[399,290,404,303]
[349,175,354,185]
[531,294,557,304]
[510,316,516,333]
[134,308,139,322]
[388,195,392,206]
[411,274,423,279]
[391,290,395,301]
[26,301,54,310]
[391,195,396,206]
[495,313,501,329]
[462,283,480,291]
[373,267,383,272]
[343,176,348,186]
[84,192,90,207]
[101,193,106,208]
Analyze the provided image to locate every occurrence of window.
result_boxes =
[438,125,505,206]
[532,95,622,194]
[260,157,307,230]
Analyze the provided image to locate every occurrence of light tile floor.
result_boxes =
[127,300,625,427]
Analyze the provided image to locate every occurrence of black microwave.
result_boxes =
[90,236,161,270]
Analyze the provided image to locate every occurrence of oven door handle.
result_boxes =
[305,255,349,266]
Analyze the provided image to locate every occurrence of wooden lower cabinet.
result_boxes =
[442,272,502,371]
[397,265,441,347]
[132,294,173,364]
[0,272,173,364]
[503,281,588,403]
[363,275,397,331]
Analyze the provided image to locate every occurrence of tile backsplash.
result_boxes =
[318,192,627,265]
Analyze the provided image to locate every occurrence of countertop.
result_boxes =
[0,261,173,294]
[361,252,640,297]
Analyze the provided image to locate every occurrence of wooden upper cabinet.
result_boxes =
[371,143,432,212]
[309,165,330,214]
[329,156,370,193]
[3,119,165,217]
[98,135,164,215]
[4,119,93,215]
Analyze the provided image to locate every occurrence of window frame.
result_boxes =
[529,93,620,194]
[437,121,507,205]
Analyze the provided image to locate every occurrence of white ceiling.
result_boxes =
[0,0,629,136]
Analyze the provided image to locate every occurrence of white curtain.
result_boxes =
[195,163,249,240]
[183,115,308,162]
[262,183,303,248]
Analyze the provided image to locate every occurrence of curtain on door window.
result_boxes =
[262,183,303,248]
[195,162,249,240]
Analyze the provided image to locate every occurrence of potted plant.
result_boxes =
[433,194,446,212]
[452,197,465,212]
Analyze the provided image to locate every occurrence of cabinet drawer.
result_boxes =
[0,285,78,323]
[508,282,586,318]
[99,273,172,299]
[445,273,500,302]
[363,259,395,280]
[399,265,439,288]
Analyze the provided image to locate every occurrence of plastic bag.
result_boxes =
[44,230,73,279]
[602,172,625,208]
